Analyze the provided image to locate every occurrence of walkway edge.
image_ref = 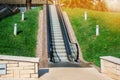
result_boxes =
[36,5,48,68]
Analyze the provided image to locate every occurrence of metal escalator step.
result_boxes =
[51,35,62,37]
[54,42,64,44]
[52,40,64,43]
[51,32,62,34]
[53,53,67,57]
[52,27,61,29]
[60,57,69,62]
[53,57,60,62]
[51,29,61,31]
[52,39,64,42]
[53,56,68,63]
[51,34,62,37]
[53,46,65,49]
[52,37,63,40]
[52,43,64,46]
[53,49,66,53]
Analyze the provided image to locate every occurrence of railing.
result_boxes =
[56,5,79,62]
[46,4,61,62]
[46,4,53,61]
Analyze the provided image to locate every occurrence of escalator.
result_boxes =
[47,4,80,67]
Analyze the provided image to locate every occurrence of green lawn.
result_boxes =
[63,8,120,66]
[0,7,42,57]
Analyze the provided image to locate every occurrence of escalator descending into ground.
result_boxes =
[47,4,80,67]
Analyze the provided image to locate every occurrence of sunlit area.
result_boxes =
[60,1,120,66]
[103,0,120,12]
[58,0,120,12]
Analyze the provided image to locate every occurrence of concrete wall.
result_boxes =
[101,56,120,80]
[0,55,39,79]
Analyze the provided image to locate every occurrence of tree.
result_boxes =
[57,0,107,11]
[26,0,32,10]
[59,0,92,8]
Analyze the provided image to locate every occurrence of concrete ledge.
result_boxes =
[0,55,39,78]
[100,56,120,80]
[100,56,120,65]
[0,55,39,63]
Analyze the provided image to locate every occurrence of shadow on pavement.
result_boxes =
[38,68,49,77]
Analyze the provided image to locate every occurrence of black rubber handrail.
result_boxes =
[56,5,79,61]
[46,4,53,61]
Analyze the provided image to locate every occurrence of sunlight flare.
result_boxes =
[104,0,120,11]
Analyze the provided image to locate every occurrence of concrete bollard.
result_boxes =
[14,23,17,36]
[96,25,99,36]
[22,12,24,21]
[84,11,87,21]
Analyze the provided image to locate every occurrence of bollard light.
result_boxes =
[96,25,99,36]
[14,23,17,36]
[84,11,87,21]
[22,12,24,21]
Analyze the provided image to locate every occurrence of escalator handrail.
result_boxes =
[56,5,79,61]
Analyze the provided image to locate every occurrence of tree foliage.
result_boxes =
[58,0,107,11]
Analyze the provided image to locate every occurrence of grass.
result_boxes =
[63,8,120,66]
[0,7,42,57]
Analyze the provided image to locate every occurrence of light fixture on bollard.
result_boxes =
[22,12,24,21]
[84,11,87,21]
[96,25,99,36]
[14,23,17,36]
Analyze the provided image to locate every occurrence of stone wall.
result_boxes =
[0,55,39,79]
[100,56,120,80]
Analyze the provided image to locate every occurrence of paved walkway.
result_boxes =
[39,68,113,80]
[0,68,113,80]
